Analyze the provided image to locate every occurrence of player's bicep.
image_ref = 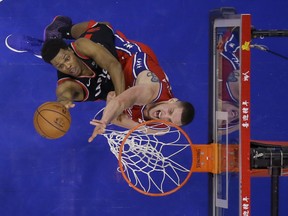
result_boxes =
[136,70,160,85]
[132,70,160,103]
[119,83,159,106]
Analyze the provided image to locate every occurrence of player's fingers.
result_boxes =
[88,134,96,143]
[88,122,100,142]
[88,125,107,142]
[88,127,103,143]
[88,127,99,142]
[90,119,102,126]
[65,104,74,109]
[62,101,75,109]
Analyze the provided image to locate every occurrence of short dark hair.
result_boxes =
[180,101,195,126]
[41,39,69,63]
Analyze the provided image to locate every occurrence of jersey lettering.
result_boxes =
[136,57,143,69]
[86,78,91,87]
[124,42,134,49]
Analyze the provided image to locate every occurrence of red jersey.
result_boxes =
[86,20,174,123]
[122,52,173,123]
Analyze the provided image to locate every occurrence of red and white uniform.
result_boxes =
[74,21,173,123]
[86,20,174,123]
[122,52,173,123]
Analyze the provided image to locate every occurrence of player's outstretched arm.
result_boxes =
[56,80,84,109]
[88,79,159,142]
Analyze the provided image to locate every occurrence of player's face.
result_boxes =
[145,100,183,126]
[50,48,82,77]
[222,101,239,123]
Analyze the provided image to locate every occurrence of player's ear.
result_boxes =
[168,98,179,103]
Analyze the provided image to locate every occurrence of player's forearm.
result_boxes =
[56,88,82,102]
[57,91,73,102]
[101,100,125,125]
[111,114,138,129]
[101,94,135,126]
[107,62,125,96]
[111,115,168,134]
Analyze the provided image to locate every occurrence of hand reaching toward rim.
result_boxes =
[88,119,107,143]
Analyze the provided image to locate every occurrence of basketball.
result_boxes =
[33,101,71,139]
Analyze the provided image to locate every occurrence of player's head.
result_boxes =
[218,100,239,130]
[41,39,82,77]
[221,100,239,124]
[144,98,195,126]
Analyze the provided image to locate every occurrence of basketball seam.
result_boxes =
[35,110,55,139]
[34,102,71,139]
[37,109,69,133]
[39,108,71,124]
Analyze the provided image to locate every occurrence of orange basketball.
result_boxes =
[33,101,71,139]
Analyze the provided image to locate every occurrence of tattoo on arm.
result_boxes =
[147,72,159,82]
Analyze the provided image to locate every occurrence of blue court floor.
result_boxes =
[0,0,288,215]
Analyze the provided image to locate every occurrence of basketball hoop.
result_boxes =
[102,120,194,196]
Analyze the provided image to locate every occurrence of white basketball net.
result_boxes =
[102,122,193,195]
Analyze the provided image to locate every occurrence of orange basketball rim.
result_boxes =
[118,119,196,196]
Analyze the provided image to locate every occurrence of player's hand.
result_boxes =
[88,119,107,142]
[59,100,76,109]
